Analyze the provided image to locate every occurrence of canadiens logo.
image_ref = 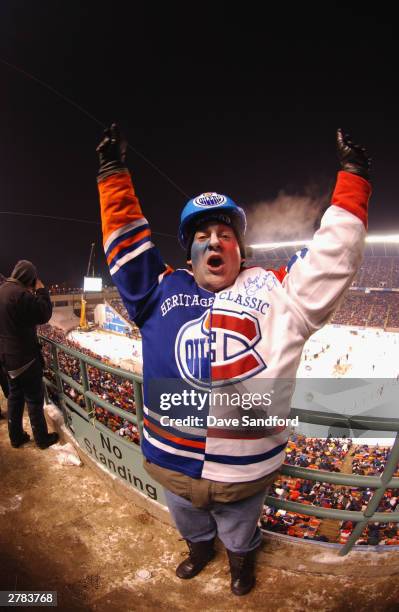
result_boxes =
[193,193,227,208]
[175,308,266,389]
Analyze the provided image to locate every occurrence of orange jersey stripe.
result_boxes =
[144,417,206,449]
[332,171,371,229]
[106,228,152,265]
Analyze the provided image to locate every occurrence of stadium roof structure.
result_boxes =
[247,234,399,261]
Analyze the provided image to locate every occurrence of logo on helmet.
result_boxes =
[193,193,227,208]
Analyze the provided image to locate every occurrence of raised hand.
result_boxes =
[97,123,128,180]
[336,128,371,181]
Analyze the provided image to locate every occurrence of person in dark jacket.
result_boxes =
[0,274,8,417]
[0,260,59,448]
[0,362,9,419]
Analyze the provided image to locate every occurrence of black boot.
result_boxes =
[11,431,31,448]
[176,538,215,579]
[36,432,59,449]
[227,548,257,596]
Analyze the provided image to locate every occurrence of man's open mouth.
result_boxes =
[206,255,224,270]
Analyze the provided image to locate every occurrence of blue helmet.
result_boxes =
[178,192,247,252]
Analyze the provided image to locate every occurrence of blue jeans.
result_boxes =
[165,488,266,553]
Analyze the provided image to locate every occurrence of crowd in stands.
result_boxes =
[108,299,141,339]
[352,256,399,289]
[262,476,375,541]
[39,324,140,445]
[352,444,397,476]
[261,434,399,546]
[385,298,399,328]
[330,291,399,328]
[263,477,399,546]
[339,520,399,546]
[285,434,348,472]
[261,502,324,541]
[109,298,129,321]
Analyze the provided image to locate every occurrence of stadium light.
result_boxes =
[249,234,399,250]
[365,234,399,243]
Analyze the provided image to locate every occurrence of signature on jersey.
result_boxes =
[244,272,277,296]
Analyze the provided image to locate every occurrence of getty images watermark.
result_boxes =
[159,389,299,428]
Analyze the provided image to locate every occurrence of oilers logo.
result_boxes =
[193,193,227,208]
[175,308,266,389]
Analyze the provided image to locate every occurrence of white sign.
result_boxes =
[84,277,103,292]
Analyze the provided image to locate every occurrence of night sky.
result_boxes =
[1,3,398,285]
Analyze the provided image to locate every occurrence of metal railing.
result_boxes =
[40,334,399,555]
[40,335,144,442]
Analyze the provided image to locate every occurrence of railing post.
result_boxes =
[339,431,399,555]
[79,358,94,419]
[51,343,67,421]
[133,379,144,444]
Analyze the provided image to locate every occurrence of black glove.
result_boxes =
[337,128,371,181]
[96,123,127,180]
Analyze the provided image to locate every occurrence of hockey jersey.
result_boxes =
[98,170,371,482]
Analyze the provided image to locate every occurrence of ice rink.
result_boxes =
[70,324,399,379]
[68,328,142,374]
[297,324,399,378]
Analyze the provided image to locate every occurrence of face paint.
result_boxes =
[190,237,210,267]
[189,222,242,293]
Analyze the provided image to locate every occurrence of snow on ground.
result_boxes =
[0,494,23,515]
